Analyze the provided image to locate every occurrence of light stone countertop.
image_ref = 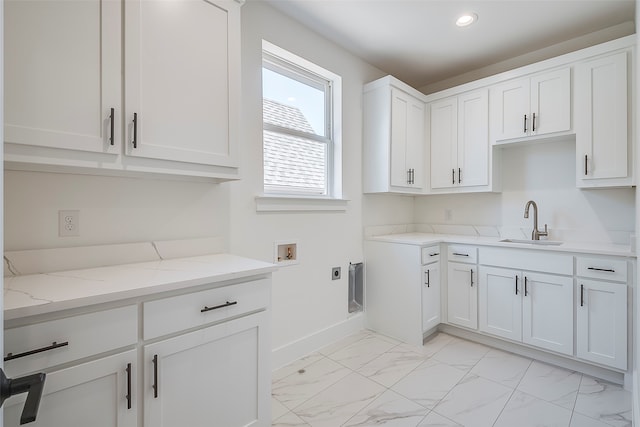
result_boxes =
[4,253,276,321]
[367,233,635,258]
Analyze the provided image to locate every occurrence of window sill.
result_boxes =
[255,195,349,212]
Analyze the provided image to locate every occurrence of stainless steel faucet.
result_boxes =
[524,200,548,240]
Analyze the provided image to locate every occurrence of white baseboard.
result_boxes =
[440,324,626,386]
[271,314,364,371]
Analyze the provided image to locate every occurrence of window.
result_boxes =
[262,41,342,199]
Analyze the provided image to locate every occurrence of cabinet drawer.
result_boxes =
[143,278,270,340]
[479,247,573,276]
[4,305,137,377]
[447,245,477,264]
[576,257,627,282]
[421,245,441,264]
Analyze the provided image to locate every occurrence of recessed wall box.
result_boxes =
[274,241,298,266]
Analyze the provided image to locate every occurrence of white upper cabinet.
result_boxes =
[430,89,489,190]
[5,0,122,155]
[364,77,426,194]
[575,51,631,188]
[490,68,571,143]
[124,0,239,167]
[5,0,242,181]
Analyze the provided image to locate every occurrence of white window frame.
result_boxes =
[257,40,345,212]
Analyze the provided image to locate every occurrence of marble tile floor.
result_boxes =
[271,331,632,427]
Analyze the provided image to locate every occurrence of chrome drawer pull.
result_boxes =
[587,267,615,273]
[201,300,238,313]
[4,341,69,362]
[429,253,439,257]
[452,253,469,257]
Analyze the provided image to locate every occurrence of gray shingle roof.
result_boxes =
[263,99,326,194]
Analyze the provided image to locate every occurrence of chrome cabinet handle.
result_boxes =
[580,284,585,307]
[452,169,455,184]
[524,276,529,296]
[524,114,528,133]
[425,270,430,287]
[458,168,461,184]
[515,275,519,295]
[470,269,474,287]
[452,253,469,257]
[429,253,439,257]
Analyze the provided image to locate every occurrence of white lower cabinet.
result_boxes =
[3,276,272,427]
[144,311,269,427]
[364,241,440,346]
[479,266,522,341]
[576,280,627,370]
[422,261,441,332]
[479,267,573,355]
[4,351,137,427]
[521,272,573,355]
[447,262,477,330]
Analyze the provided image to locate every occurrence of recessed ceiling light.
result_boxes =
[456,13,477,27]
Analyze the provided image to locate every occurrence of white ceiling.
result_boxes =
[263,0,635,89]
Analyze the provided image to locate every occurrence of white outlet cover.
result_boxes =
[59,210,80,237]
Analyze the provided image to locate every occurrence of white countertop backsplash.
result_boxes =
[365,224,634,257]
[3,238,276,321]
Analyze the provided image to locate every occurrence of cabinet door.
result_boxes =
[522,272,573,355]
[447,262,477,330]
[530,68,571,136]
[5,0,121,154]
[490,78,529,141]
[391,89,424,189]
[125,0,240,167]
[430,97,457,189]
[457,89,489,187]
[575,52,628,184]
[577,280,627,370]
[144,311,269,427]
[479,267,522,342]
[422,263,441,332]
[4,351,136,427]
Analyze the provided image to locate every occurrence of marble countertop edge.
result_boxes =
[366,233,635,258]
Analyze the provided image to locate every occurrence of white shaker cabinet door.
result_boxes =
[144,311,270,427]
[125,0,240,167]
[4,351,136,427]
[457,89,489,187]
[530,68,571,136]
[479,267,522,342]
[430,97,457,189]
[490,78,529,141]
[447,262,477,330]
[522,272,573,356]
[422,263,441,332]
[577,279,627,370]
[5,0,122,154]
[575,52,629,185]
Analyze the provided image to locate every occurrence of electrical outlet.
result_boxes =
[332,267,341,280]
[444,209,453,221]
[59,210,80,237]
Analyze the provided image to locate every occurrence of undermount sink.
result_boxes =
[499,239,563,246]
